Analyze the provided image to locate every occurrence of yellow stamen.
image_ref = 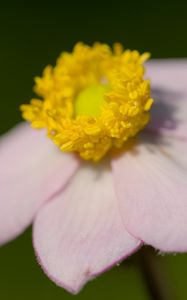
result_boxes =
[20,42,154,161]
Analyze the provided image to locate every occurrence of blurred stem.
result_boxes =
[138,247,175,300]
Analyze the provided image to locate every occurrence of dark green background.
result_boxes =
[0,1,187,299]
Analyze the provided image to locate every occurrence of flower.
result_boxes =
[0,43,187,294]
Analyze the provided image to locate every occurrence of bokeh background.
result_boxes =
[0,1,187,299]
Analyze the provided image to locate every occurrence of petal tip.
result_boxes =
[33,236,84,294]
[33,227,141,294]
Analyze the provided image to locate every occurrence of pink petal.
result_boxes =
[0,123,79,245]
[112,132,187,253]
[146,60,187,139]
[33,162,141,294]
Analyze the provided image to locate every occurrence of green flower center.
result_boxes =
[74,84,109,117]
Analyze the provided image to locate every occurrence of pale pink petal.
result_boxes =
[0,123,80,245]
[33,162,141,294]
[146,60,187,139]
[112,132,187,252]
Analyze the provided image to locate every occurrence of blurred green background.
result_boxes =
[0,1,187,299]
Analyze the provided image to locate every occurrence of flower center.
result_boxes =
[74,84,109,117]
[21,42,153,161]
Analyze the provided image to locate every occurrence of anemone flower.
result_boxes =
[0,43,187,294]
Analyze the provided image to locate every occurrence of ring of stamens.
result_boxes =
[21,42,153,161]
